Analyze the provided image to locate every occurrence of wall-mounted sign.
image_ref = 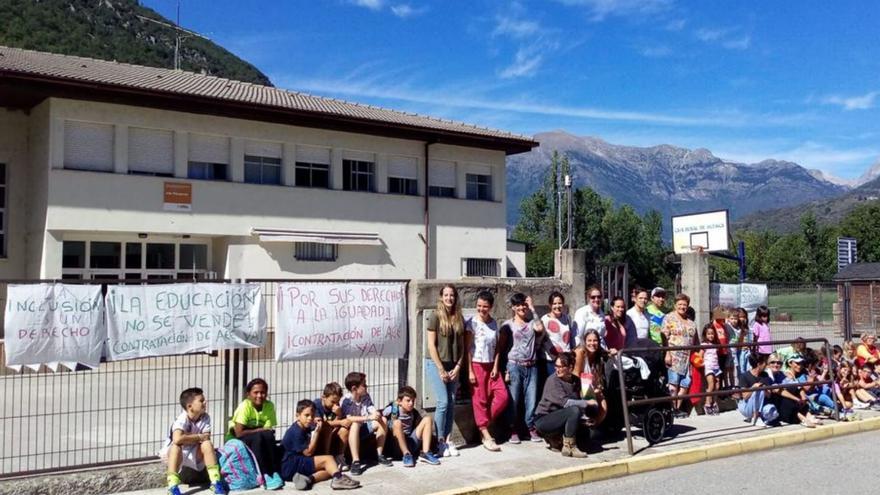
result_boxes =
[671,209,730,254]
[163,182,192,211]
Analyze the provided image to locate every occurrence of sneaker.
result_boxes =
[402,452,415,468]
[419,451,441,465]
[446,442,460,457]
[265,472,285,490]
[377,454,393,466]
[871,402,880,411]
[211,482,228,495]
[508,432,521,444]
[350,461,366,476]
[291,473,312,491]
[529,428,543,442]
[167,486,182,495]
[673,410,689,419]
[335,454,349,472]
[482,437,501,452]
[330,474,361,490]
[438,441,450,457]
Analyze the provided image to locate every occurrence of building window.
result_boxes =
[244,155,282,185]
[146,243,175,269]
[180,244,208,270]
[466,173,492,201]
[129,127,174,176]
[428,186,455,198]
[63,121,114,172]
[465,258,499,277]
[295,162,330,188]
[343,159,375,192]
[63,241,86,269]
[90,242,121,269]
[62,240,209,279]
[389,177,418,196]
[295,242,338,262]
[0,163,5,257]
[188,161,228,181]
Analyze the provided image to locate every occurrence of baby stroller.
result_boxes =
[603,338,674,445]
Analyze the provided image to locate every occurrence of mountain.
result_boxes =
[0,0,270,85]
[856,159,880,186]
[506,131,849,231]
[808,169,857,187]
[736,174,880,232]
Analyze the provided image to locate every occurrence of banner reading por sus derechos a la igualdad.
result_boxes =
[275,282,406,361]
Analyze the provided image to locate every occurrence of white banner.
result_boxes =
[4,284,105,371]
[710,283,769,322]
[275,282,407,361]
[106,283,266,360]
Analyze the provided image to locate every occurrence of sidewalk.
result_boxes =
[117,409,880,495]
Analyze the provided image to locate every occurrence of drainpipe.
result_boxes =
[424,141,436,279]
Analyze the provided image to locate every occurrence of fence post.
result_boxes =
[843,282,853,341]
[816,284,822,325]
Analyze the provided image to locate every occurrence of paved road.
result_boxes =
[549,429,880,494]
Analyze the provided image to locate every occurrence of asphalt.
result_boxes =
[547,428,880,494]
[115,407,880,495]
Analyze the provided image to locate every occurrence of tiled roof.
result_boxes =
[0,45,536,148]
[833,262,880,281]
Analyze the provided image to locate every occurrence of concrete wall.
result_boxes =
[2,97,513,279]
[0,108,33,278]
[506,240,526,277]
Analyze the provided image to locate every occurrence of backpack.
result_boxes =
[218,439,261,491]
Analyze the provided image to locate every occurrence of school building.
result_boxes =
[0,46,537,281]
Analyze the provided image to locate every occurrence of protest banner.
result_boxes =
[4,283,105,371]
[106,283,266,361]
[710,282,769,321]
[275,282,407,361]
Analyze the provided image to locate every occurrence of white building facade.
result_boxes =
[0,46,536,281]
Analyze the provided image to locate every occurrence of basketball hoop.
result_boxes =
[686,245,707,254]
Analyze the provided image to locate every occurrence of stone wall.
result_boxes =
[838,281,880,335]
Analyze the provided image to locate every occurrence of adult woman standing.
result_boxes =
[426,284,466,457]
[540,291,574,399]
[573,329,609,427]
[663,294,699,418]
[467,291,508,452]
[227,378,284,490]
[604,297,630,351]
[503,293,546,443]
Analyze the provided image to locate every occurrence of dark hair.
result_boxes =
[322,382,343,398]
[548,291,565,306]
[675,293,690,304]
[509,292,527,307]
[556,351,575,368]
[833,345,843,354]
[344,372,367,392]
[633,287,648,298]
[397,385,418,401]
[476,290,495,307]
[296,399,315,415]
[701,323,716,342]
[756,305,770,320]
[685,306,696,321]
[245,378,268,394]
[179,387,204,410]
[748,352,765,369]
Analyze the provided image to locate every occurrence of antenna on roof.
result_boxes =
[136,0,209,70]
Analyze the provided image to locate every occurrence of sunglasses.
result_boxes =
[589,295,602,300]
[769,361,782,365]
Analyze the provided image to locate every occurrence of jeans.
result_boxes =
[738,348,752,375]
[506,362,538,430]
[535,406,582,438]
[425,359,458,439]
[737,391,779,424]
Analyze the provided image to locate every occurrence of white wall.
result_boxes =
[29,98,511,280]
[0,107,35,278]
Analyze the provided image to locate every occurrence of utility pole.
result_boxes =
[136,0,209,71]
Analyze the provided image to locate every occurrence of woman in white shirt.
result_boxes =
[467,290,508,451]
[541,291,574,378]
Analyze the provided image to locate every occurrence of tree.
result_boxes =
[840,203,880,263]
[572,187,611,278]
[762,234,812,282]
[800,212,821,281]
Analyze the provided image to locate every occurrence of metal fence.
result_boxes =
[0,279,408,479]
[764,282,842,345]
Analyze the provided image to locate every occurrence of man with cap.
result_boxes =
[646,287,667,345]
[777,337,807,373]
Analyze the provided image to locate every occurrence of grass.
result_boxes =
[768,290,835,322]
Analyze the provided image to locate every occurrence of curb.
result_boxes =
[428,417,880,495]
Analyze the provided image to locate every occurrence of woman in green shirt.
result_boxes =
[228,378,284,490]
[426,284,466,457]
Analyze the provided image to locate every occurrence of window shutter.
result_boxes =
[388,156,418,179]
[245,140,282,158]
[469,164,492,176]
[342,150,374,162]
[429,160,456,187]
[64,121,114,171]
[189,134,229,163]
[296,146,331,164]
[129,128,174,174]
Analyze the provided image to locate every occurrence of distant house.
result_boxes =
[0,45,537,281]
[833,262,880,335]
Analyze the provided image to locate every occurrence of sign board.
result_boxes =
[709,282,768,323]
[837,237,857,272]
[106,283,266,360]
[163,182,192,211]
[672,209,730,254]
[275,282,407,361]
[4,284,106,371]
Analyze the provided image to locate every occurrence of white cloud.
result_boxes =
[499,46,544,78]
[640,45,672,58]
[722,35,750,50]
[696,26,751,50]
[390,4,426,18]
[351,0,383,10]
[695,27,730,42]
[493,16,542,39]
[822,91,879,111]
[555,0,673,21]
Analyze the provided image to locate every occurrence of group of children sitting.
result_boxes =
[160,372,441,493]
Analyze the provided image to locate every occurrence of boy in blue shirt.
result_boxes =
[341,372,389,475]
[383,386,441,467]
[281,399,360,491]
[313,382,352,472]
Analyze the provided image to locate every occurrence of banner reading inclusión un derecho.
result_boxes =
[275,282,406,361]
[4,284,106,371]
[106,283,267,360]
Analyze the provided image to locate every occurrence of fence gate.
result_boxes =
[596,263,629,301]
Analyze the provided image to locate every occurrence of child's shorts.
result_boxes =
[283,455,316,481]
[667,369,691,388]
[705,368,722,377]
[404,431,422,455]
[159,443,206,471]
[358,420,378,438]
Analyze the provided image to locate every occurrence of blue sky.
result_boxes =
[144,0,880,181]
